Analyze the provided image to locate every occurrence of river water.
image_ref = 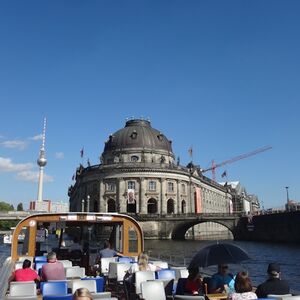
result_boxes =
[145,239,300,293]
[1,239,299,293]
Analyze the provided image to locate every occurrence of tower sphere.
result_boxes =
[37,156,47,167]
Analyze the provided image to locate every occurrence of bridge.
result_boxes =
[0,211,32,220]
[0,211,243,239]
[131,212,243,239]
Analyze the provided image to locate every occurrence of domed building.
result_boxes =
[69,119,233,239]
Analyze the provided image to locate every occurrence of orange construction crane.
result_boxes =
[202,145,272,181]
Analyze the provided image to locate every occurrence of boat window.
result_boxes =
[128,226,138,253]
[31,220,124,269]
[18,227,30,256]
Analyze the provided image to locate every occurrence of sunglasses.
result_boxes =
[221,266,228,269]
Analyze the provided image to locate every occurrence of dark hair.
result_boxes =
[104,240,110,249]
[188,267,200,281]
[22,259,31,269]
[234,271,252,293]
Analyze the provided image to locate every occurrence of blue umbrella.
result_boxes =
[188,242,250,268]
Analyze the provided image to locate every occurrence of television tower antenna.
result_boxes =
[37,118,47,202]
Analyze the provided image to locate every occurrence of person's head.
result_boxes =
[103,240,111,249]
[22,259,31,269]
[218,264,229,275]
[188,267,200,280]
[138,252,149,271]
[47,251,57,263]
[267,263,280,278]
[234,271,252,293]
[73,287,93,300]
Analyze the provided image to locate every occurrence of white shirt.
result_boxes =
[129,263,157,273]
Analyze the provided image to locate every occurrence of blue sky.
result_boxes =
[0,1,299,210]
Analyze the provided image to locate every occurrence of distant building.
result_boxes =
[220,181,260,214]
[29,200,69,213]
[68,119,235,238]
[286,200,300,212]
[69,119,233,216]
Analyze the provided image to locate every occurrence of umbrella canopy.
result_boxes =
[188,242,250,268]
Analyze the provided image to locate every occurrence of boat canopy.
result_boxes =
[11,212,144,263]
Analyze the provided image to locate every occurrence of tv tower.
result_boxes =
[37,118,47,202]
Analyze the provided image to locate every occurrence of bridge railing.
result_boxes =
[127,212,244,219]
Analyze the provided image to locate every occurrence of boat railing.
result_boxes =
[0,257,14,298]
[148,251,191,267]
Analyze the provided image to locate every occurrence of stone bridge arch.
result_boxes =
[171,219,237,240]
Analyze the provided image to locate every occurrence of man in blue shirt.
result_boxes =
[99,240,122,258]
[210,264,235,293]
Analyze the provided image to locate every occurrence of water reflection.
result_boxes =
[145,239,300,292]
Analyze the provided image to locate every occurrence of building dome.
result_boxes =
[103,119,173,156]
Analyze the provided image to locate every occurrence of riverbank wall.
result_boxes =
[234,211,300,243]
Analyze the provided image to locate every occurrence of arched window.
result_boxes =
[127,201,136,213]
[181,200,186,213]
[93,200,99,212]
[131,155,139,162]
[147,198,157,214]
[107,198,116,212]
[167,199,175,214]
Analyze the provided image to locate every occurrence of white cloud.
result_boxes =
[0,139,28,150]
[15,171,54,183]
[0,157,33,172]
[0,156,53,183]
[29,134,43,141]
[55,152,64,159]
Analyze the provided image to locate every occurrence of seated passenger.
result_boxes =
[70,237,82,251]
[73,287,93,300]
[185,267,204,295]
[127,252,160,273]
[9,259,40,283]
[210,264,235,293]
[255,263,290,298]
[41,251,66,281]
[228,271,257,300]
[98,240,122,258]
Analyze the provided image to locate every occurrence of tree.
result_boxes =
[0,201,16,230]
[0,201,14,211]
[17,202,24,211]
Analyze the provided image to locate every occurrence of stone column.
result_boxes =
[119,178,126,213]
[176,180,180,214]
[189,180,194,213]
[161,178,166,214]
[99,180,106,212]
[139,178,146,214]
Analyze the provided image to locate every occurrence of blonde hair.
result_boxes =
[138,252,149,271]
[73,287,93,300]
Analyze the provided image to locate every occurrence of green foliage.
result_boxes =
[17,202,24,211]
[0,220,18,230]
[0,201,14,211]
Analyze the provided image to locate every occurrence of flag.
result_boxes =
[188,146,193,157]
[127,189,135,204]
[80,147,84,158]
[221,170,227,178]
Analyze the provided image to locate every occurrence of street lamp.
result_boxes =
[285,186,289,204]
[87,195,90,212]
[81,199,85,212]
